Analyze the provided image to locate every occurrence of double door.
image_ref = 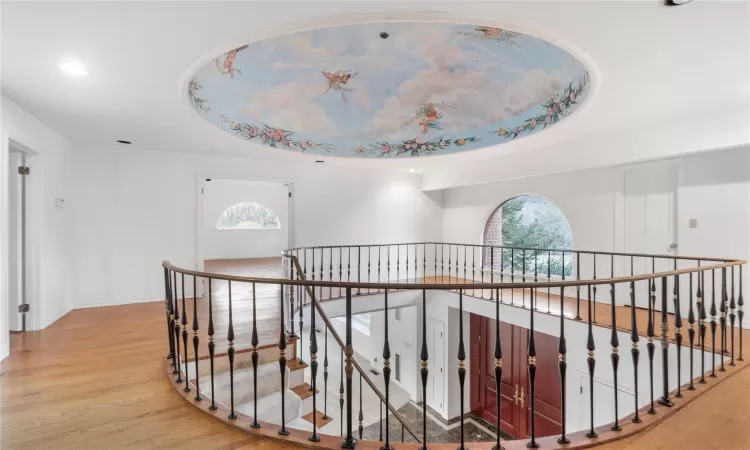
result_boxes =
[469,314,561,439]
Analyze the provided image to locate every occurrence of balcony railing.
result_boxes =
[162,242,746,449]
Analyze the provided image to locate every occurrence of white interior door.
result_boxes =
[624,164,677,310]
[426,317,444,412]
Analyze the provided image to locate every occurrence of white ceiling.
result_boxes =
[2,1,748,176]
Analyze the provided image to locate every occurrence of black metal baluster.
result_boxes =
[575,252,582,320]
[610,268,621,431]
[500,248,504,304]
[457,289,467,450]
[510,249,514,305]
[208,278,218,411]
[382,288,393,450]
[534,250,538,310]
[493,287,504,450]
[342,288,355,449]
[320,248,325,300]
[227,280,236,420]
[173,272,181,380]
[463,245,467,283]
[323,327,330,420]
[278,283,289,435]
[547,252,552,313]
[699,271,707,384]
[357,246,361,295]
[420,289,429,450]
[646,278,656,415]
[674,273,683,398]
[192,276,201,401]
[299,272,305,365]
[528,287,539,448]
[441,243,444,282]
[522,250,526,308]
[448,245,451,284]
[250,283,259,427]
[586,285,598,438]
[730,266,736,366]
[379,400,383,442]
[358,372,363,440]
[710,269,717,378]
[557,282,569,444]
[630,280,642,423]
[378,246,382,288]
[289,264,296,337]
[720,267,727,372]
[397,244,400,282]
[165,268,175,365]
[368,246,372,293]
[687,271,696,391]
[181,274,190,393]
[387,245,390,284]
[658,276,674,407]
[592,255,597,322]
[738,265,744,362]
[340,348,344,437]
[340,247,344,298]
[312,248,316,303]
[309,285,320,442]
[330,247,334,299]
[406,244,410,284]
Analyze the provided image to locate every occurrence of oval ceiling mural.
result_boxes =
[188,22,591,158]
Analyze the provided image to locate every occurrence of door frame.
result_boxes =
[618,160,681,308]
[195,172,293,297]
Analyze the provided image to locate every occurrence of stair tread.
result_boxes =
[301,410,333,428]
[291,383,319,400]
[287,359,309,371]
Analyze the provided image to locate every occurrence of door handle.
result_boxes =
[513,384,518,406]
[520,386,525,409]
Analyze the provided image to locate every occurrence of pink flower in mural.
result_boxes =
[219,116,332,153]
[382,144,391,153]
[493,72,589,141]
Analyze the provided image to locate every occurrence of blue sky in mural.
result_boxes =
[189,22,590,157]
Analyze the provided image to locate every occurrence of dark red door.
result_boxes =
[470,314,562,440]
[470,315,519,437]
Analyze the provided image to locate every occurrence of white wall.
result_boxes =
[68,144,443,308]
[441,146,750,326]
[0,96,73,360]
[201,178,289,260]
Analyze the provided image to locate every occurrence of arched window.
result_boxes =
[483,195,573,277]
[216,203,281,230]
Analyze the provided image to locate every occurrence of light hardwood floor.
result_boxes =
[2,301,748,449]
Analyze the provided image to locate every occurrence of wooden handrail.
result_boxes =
[285,254,422,443]
[162,258,745,291]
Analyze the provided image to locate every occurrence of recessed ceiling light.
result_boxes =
[408,168,417,173]
[116,140,131,144]
[58,58,88,77]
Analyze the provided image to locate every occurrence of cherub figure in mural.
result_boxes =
[321,70,358,103]
[214,45,248,78]
[458,26,520,47]
[402,102,445,135]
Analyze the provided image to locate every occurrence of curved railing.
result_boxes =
[162,242,746,449]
